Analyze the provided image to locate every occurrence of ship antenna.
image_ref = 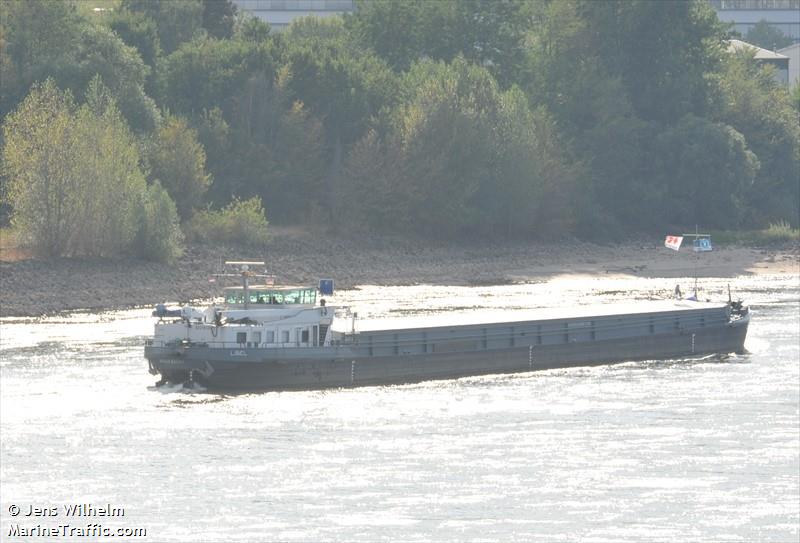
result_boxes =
[221,261,267,310]
[680,224,712,300]
[694,224,698,298]
[242,263,250,310]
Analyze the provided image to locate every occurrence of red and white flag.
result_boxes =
[664,235,683,251]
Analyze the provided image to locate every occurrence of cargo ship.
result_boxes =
[144,262,750,391]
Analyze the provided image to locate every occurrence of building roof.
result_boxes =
[728,39,790,59]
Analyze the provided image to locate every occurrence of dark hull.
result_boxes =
[146,313,749,392]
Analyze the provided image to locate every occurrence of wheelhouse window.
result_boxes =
[225,291,246,304]
[225,288,317,305]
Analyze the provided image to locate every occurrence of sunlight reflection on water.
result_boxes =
[1,274,798,542]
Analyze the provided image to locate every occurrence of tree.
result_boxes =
[0,0,158,133]
[70,78,148,255]
[2,78,148,257]
[348,0,530,86]
[2,80,77,256]
[522,0,598,135]
[71,24,160,133]
[338,57,580,238]
[577,114,657,234]
[485,88,579,236]
[134,180,184,263]
[521,0,752,233]
[157,36,276,118]
[745,19,793,50]
[108,9,161,70]
[395,59,497,235]
[148,116,212,221]
[281,17,398,218]
[436,0,530,87]
[107,8,162,93]
[195,107,232,206]
[715,50,800,226]
[158,35,282,210]
[346,0,423,72]
[0,0,83,119]
[575,0,727,124]
[121,0,204,55]
[249,99,326,223]
[654,115,759,228]
[335,58,497,235]
[4,0,793,243]
[235,14,270,43]
[223,66,327,223]
[283,16,397,146]
[202,0,237,40]
[338,128,406,230]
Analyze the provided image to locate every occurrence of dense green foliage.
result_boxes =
[147,115,211,220]
[1,0,798,254]
[2,78,150,257]
[186,197,270,245]
[715,50,800,226]
[134,180,185,263]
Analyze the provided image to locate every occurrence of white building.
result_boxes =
[709,0,800,44]
[729,39,791,84]
[777,42,800,86]
[232,0,355,32]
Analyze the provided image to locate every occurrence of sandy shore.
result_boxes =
[1,229,797,317]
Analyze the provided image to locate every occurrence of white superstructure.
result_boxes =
[150,262,337,350]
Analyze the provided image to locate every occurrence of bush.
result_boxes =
[134,181,184,263]
[760,220,799,244]
[186,197,270,245]
[2,78,147,257]
[709,221,800,246]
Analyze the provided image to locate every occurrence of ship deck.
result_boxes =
[336,300,728,333]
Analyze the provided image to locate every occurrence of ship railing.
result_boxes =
[334,307,353,319]
[147,338,336,349]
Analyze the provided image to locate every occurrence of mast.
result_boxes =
[694,224,699,298]
[214,261,268,309]
[243,265,250,310]
[680,226,711,300]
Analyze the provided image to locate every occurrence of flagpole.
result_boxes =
[679,225,711,300]
[694,224,698,298]
[664,230,712,300]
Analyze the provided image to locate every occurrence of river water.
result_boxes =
[1,275,798,542]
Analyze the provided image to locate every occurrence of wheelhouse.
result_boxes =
[224,286,317,306]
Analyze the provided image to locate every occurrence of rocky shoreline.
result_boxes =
[1,229,797,318]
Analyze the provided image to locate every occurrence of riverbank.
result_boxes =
[1,229,797,317]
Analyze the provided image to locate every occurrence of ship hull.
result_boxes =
[145,311,749,392]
